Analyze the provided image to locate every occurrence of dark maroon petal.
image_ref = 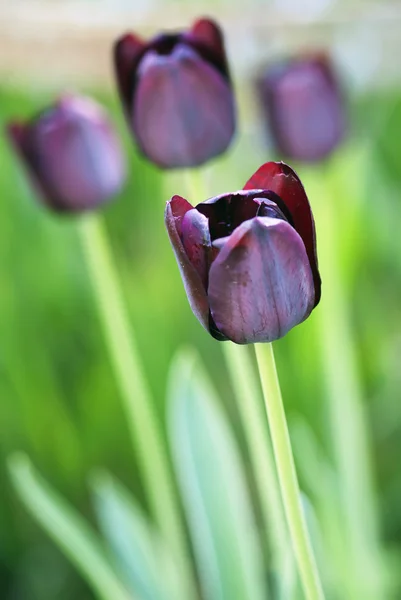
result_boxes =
[197,191,257,240]
[208,216,315,344]
[197,189,286,241]
[149,33,181,55]
[7,122,32,167]
[132,43,235,168]
[208,236,229,265]
[114,33,147,110]
[181,209,211,289]
[6,121,55,208]
[165,197,210,331]
[7,122,28,152]
[190,19,224,56]
[256,198,288,222]
[186,18,229,78]
[258,55,345,162]
[7,95,126,212]
[35,96,125,211]
[168,194,193,237]
[244,161,320,305]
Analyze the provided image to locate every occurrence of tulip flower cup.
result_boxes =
[114,18,236,169]
[166,161,321,344]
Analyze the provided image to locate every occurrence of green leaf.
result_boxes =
[8,453,133,600]
[168,348,266,600]
[290,417,341,595]
[91,471,180,600]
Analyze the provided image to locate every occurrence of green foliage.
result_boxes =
[8,350,267,600]
[8,454,132,600]
[0,86,225,599]
[2,82,401,599]
[92,472,179,600]
[168,350,266,600]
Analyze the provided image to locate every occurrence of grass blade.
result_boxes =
[8,453,133,600]
[91,471,179,600]
[168,348,266,600]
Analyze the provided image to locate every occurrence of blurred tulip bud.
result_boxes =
[114,18,236,169]
[165,162,321,344]
[7,95,126,213]
[258,55,346,163]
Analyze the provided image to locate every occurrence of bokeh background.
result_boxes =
[1,0,401,598]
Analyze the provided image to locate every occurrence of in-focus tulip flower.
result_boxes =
[114,18,235,169]
[258,54,345,163]
[7,94,126,213]
[165,162,321,344]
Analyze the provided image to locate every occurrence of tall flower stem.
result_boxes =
[78,214,195,600]
[254,342,324,600]
[184,169,290,577]
[222,344,289,568]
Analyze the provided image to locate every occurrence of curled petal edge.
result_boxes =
[165,196,210,332]
[189,19,225,56]
[114,33,147,111]
[244,161,321,305]
[186,18,230,79]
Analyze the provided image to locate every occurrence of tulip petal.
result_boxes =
[197,190,267,240]
[167,194,193,237]
[28,96,125,211]
[208,216,315,344]
[258,56,345,162]
[8,96,126,212]
[7,122,27,152]
[190,19,224,56]
[187,19,229,77]
[165,197,210,331]
[256,197,288,221]
[7,121,57,208]
[114,33,147,111]
[243,161,320,304]
[133,44,235,168]
[181,209,211,289]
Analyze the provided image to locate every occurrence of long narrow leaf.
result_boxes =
[8,453,133,600]
[91,471,180,600]
[290,417,344,595]
[168,349,266,600]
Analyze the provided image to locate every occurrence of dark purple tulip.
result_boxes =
[258,54,345,163]
[165,161,321,344]
[113,18,235,169]
[7,94,126,213]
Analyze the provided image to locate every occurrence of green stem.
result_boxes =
[186,169,292,592]
[77,214,195,600]
[222,343,289,567]
[254,343,324,600]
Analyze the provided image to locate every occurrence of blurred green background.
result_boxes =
[1,1,401,598]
